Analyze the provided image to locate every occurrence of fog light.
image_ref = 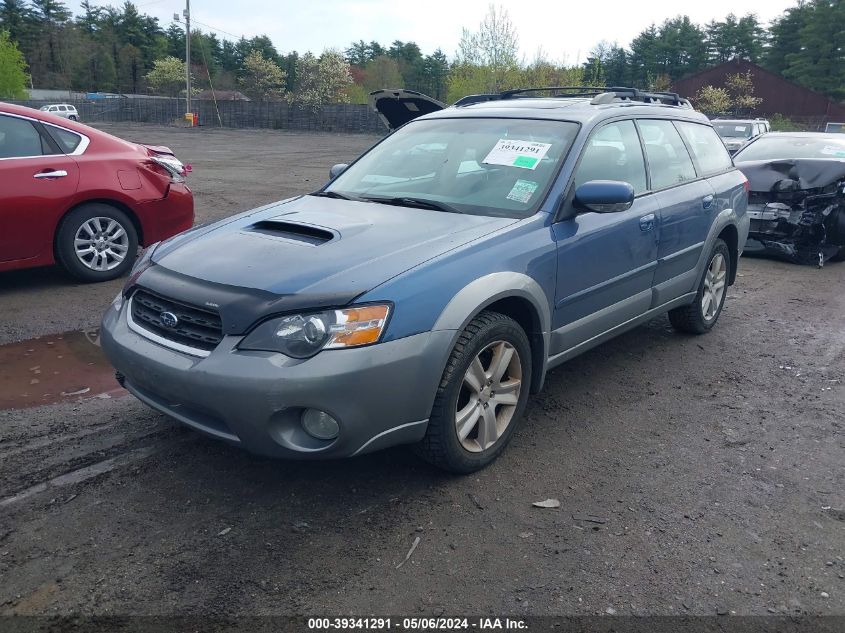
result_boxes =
[301,409,339,440]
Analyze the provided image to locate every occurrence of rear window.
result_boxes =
[46,126,83,153]
[734,136,845,161]
[675,122,734,176]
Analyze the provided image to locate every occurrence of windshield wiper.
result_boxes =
[361,196,464,214]
[310,190,358,201]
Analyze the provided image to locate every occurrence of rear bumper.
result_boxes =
[100,297,453,459]
[137,183,194,246]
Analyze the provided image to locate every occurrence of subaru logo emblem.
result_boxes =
[160,311,179,329]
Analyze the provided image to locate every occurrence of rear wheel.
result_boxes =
[68,115,78,121]
[415,311,531,473]
[669,239,730,334]
[55,203,138,282]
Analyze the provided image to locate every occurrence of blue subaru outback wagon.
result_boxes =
[101,87,750,472]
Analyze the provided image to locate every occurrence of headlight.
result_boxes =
[239,304,391,358]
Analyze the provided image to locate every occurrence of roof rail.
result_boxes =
[453,86,693,109]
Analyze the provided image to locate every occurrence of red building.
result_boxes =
[671,59,845,127]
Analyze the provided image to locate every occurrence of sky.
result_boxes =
[69,0,798,64]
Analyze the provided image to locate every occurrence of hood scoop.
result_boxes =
[248,220,335,246]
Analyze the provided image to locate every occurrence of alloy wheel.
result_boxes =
[455,340,523,452]
[701,252,727,321]
[73,217,130,272]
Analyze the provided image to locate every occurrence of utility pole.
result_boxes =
[184,0,191,115]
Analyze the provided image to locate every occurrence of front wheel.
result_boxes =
[669,239,730,334]
[415,311,532,473]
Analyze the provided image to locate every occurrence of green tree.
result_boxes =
[456,3,519,93]
[363,55,402,91]
[0,29,28,97]
[292,49,352,108]
[239,50,286,100]
[146,55,187,96]
[693,85,731,115]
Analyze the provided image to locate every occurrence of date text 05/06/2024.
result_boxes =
[307,617,528,630]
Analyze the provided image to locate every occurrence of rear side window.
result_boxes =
[573,120,648,194]
[675,122,733,176]
[638,120,697,190]
[46,126,82,153]
[58,106,67,112]
[0,115,44,159]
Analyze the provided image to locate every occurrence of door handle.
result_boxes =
[702,194,715,209]
[639,213,655,232]
[34,170,68,179]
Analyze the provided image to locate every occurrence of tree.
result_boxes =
[693,85,731,115]
[292,49,352,108]
[363,55,402,91]
[725,70,762,112]
[704,13,765,64]
[0,29,28,98]
[318,49,353,103]
[239,50,285,100]
[456,3,519,92]
[146,56,186,96]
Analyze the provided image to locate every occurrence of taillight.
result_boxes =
[742,177,750,193]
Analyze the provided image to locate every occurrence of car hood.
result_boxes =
[735,158,845,191]
[141,195,515,333]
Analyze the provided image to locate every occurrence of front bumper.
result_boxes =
[101,299,453,458]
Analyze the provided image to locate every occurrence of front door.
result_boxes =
[551,119,659,355]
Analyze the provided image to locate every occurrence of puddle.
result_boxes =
[0,328,122,410]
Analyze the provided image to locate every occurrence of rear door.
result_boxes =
[0,113,80,263]
[551,119,659,354]
[637,119,714,304]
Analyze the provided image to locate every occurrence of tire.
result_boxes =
[55,203,138,282]
[668,238,730,334]
[415,310,532,473]
[68,115,78,121]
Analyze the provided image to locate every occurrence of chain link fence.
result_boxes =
[10,98,386,134]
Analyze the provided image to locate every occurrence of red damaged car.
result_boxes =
[0,102,193,282]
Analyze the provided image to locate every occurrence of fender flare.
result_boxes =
[432,272,552,392]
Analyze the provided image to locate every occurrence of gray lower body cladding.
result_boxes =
[101,298,454,458]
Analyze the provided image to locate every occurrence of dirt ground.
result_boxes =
[0,124,843,618]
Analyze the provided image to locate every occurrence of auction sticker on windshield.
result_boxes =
[483,139,551,170]
[506,179,539,203]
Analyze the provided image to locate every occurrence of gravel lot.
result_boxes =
[0,124,843,618]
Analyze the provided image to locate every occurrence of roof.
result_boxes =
[426,97,710,126]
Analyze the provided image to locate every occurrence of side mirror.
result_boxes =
[573,180,635,214]
[329,163,348,180]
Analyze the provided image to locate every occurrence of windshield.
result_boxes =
[325,117,580,218]
[713,123,753,139]
[734,135,845,161]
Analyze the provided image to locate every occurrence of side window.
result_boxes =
[48,106,58,112]
[675,121,733,176]
[573,120,648,194]
[46,126,83,153]
[638,119,697,189]
[58,105,67,112]
[0,115,45,159]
